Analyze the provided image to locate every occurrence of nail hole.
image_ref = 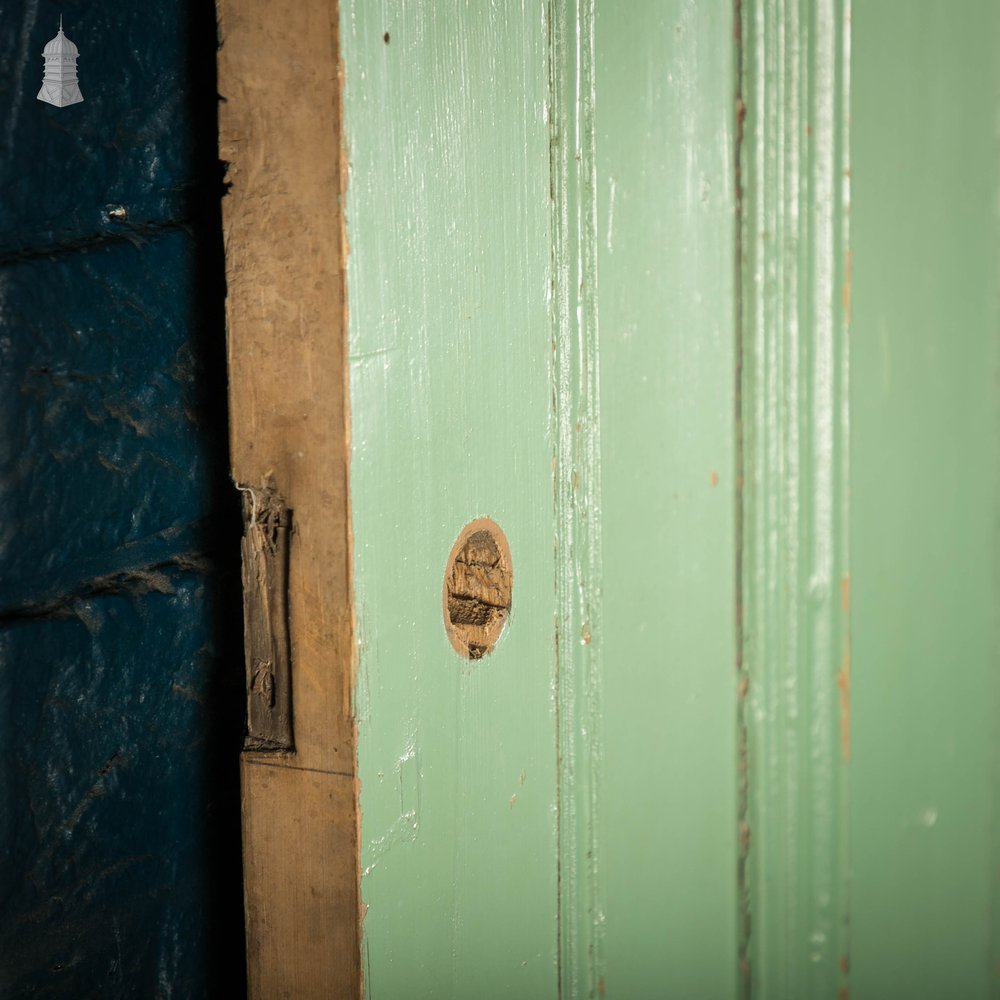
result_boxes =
[443,518,512,659]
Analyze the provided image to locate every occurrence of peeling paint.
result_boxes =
[838,645,851,762]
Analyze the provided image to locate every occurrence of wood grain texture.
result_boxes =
[218,0,359,994]
[242,761,358,998]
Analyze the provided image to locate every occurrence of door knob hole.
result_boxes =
[443,518,512,659]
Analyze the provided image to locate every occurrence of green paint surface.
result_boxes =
[849,4,1000,997]
[341,5,558,996]
[342,2,740,996]
[342,2,1000,997]
[594,2,739,996]
[740,2,852,996]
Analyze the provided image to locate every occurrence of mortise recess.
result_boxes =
[240,480,293,751]
[442,518,512,659]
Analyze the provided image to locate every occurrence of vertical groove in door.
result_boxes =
[734,0,750,994]
[549,1,606,996]
[739,1,852,996]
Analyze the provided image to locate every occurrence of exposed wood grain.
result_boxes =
[217,0,359,994]
[242,762,358,998]
[219,0,354,772]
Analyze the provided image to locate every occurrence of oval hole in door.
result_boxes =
[442,518,512,659]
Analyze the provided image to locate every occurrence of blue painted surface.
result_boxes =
[0,3,194,255]
[0,1,245,996]
[0,236,216,587]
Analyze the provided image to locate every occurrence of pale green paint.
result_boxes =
[343,2,740,996]
[741,2,1000,998]
[740,1,852,997]
[341,2,1000,998]
[549,2,606,995]
[341,5,558,996]
[849,4,1000,998]
[593,2,739,997]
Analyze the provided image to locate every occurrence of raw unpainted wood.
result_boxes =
[242,761,358,997]
[218,0,358,994]
[219,0,353,772]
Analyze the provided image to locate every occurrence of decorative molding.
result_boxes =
[739,0,852,995]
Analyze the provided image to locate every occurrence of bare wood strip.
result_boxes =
[218,0,359,993]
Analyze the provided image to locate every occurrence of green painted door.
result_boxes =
[341,2,737,995]
[338,2,1000,998]
[343,4,559,995]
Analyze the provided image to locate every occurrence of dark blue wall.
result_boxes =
[0,2,245,995]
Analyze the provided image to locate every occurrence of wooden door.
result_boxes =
[339,2,738,996]
[221,1,1000,997]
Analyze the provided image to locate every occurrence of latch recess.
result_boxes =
[240,481,293,752]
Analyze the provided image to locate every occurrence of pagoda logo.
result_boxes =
[37,17,83,107]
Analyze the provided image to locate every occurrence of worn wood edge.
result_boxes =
[335,12,365,999]
[218,0,360,994]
